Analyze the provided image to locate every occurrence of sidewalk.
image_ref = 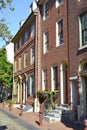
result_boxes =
[0,102,83,130]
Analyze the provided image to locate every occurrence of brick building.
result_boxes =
[12,0,87,119]
[68,0,87,119]
[38,0,69,104]
[37,0,87,120]
[12,2,41,111]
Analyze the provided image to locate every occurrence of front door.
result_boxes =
[84,76,87,114]
[23,82,26,104]
[71,80,78,111]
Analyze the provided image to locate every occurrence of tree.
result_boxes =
[0,0,14,10]
[0,0,14,41]
[0,49,13,88]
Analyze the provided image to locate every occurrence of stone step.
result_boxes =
[23,105,33,112]
[50,109,62,114]
[55,105,70,111]
[44,116,61,123]
[47,112,61,118]
[44,105,71,123]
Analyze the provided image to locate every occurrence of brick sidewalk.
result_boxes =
[0,102,83,130]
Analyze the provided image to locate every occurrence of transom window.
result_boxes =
[83,62,87,71]
[80,12,87,47]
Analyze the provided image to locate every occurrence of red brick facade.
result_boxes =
[12,0,87,118]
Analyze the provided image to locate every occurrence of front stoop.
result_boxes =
[43,104,72,123]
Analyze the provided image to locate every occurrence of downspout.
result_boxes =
[34,11,38,98]
[66,0,70,105]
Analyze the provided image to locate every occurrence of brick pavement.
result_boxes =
[0,102,83,130]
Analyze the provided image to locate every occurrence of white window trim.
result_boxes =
[79,16,82,48]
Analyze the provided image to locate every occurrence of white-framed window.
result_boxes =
[42,69,47,90]
[30,22,36,37]
[30,46,35,65]
[56,18,64,47]
[24,52,28,68]
[18,57,22,71]
[24,30,29,42]
[43,0,49,20]
[51,66,58,91]
[56,0,64,8]
[43,31,49,54]
[28,75,35,96]
[79,12,87,48]
[19,38,22,48]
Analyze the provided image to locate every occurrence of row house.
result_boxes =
[37,0,87,120]
[68,0,87,119]
[12,0,87,120]
[12,2,41,112]
[38,0,69,105]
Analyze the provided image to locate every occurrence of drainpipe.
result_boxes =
[34,10,39,112]
[35,11,38,98]
[66,0,70,105]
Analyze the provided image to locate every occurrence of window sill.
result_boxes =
[78,44,87,51]
[43,51,49,55]
[56,43,64,48]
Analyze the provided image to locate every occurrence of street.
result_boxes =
[0,110,40,130]
[0,111,26,130]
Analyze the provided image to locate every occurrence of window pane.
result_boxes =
[81,12,87,46]
[31,46,35,65]
[58,19,64,45]
[24,52,28,68]
[44,31,49,53]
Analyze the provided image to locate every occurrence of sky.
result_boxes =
[0,0,34,48]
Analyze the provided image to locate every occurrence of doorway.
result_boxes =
[71,80,78,111]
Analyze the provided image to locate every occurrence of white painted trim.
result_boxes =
[51,67,54,91]
[60,64,63,104]
[69,76,78,80]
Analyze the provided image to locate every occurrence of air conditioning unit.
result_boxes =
[30,1,37,13]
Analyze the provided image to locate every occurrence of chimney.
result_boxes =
[30,1,37,13]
